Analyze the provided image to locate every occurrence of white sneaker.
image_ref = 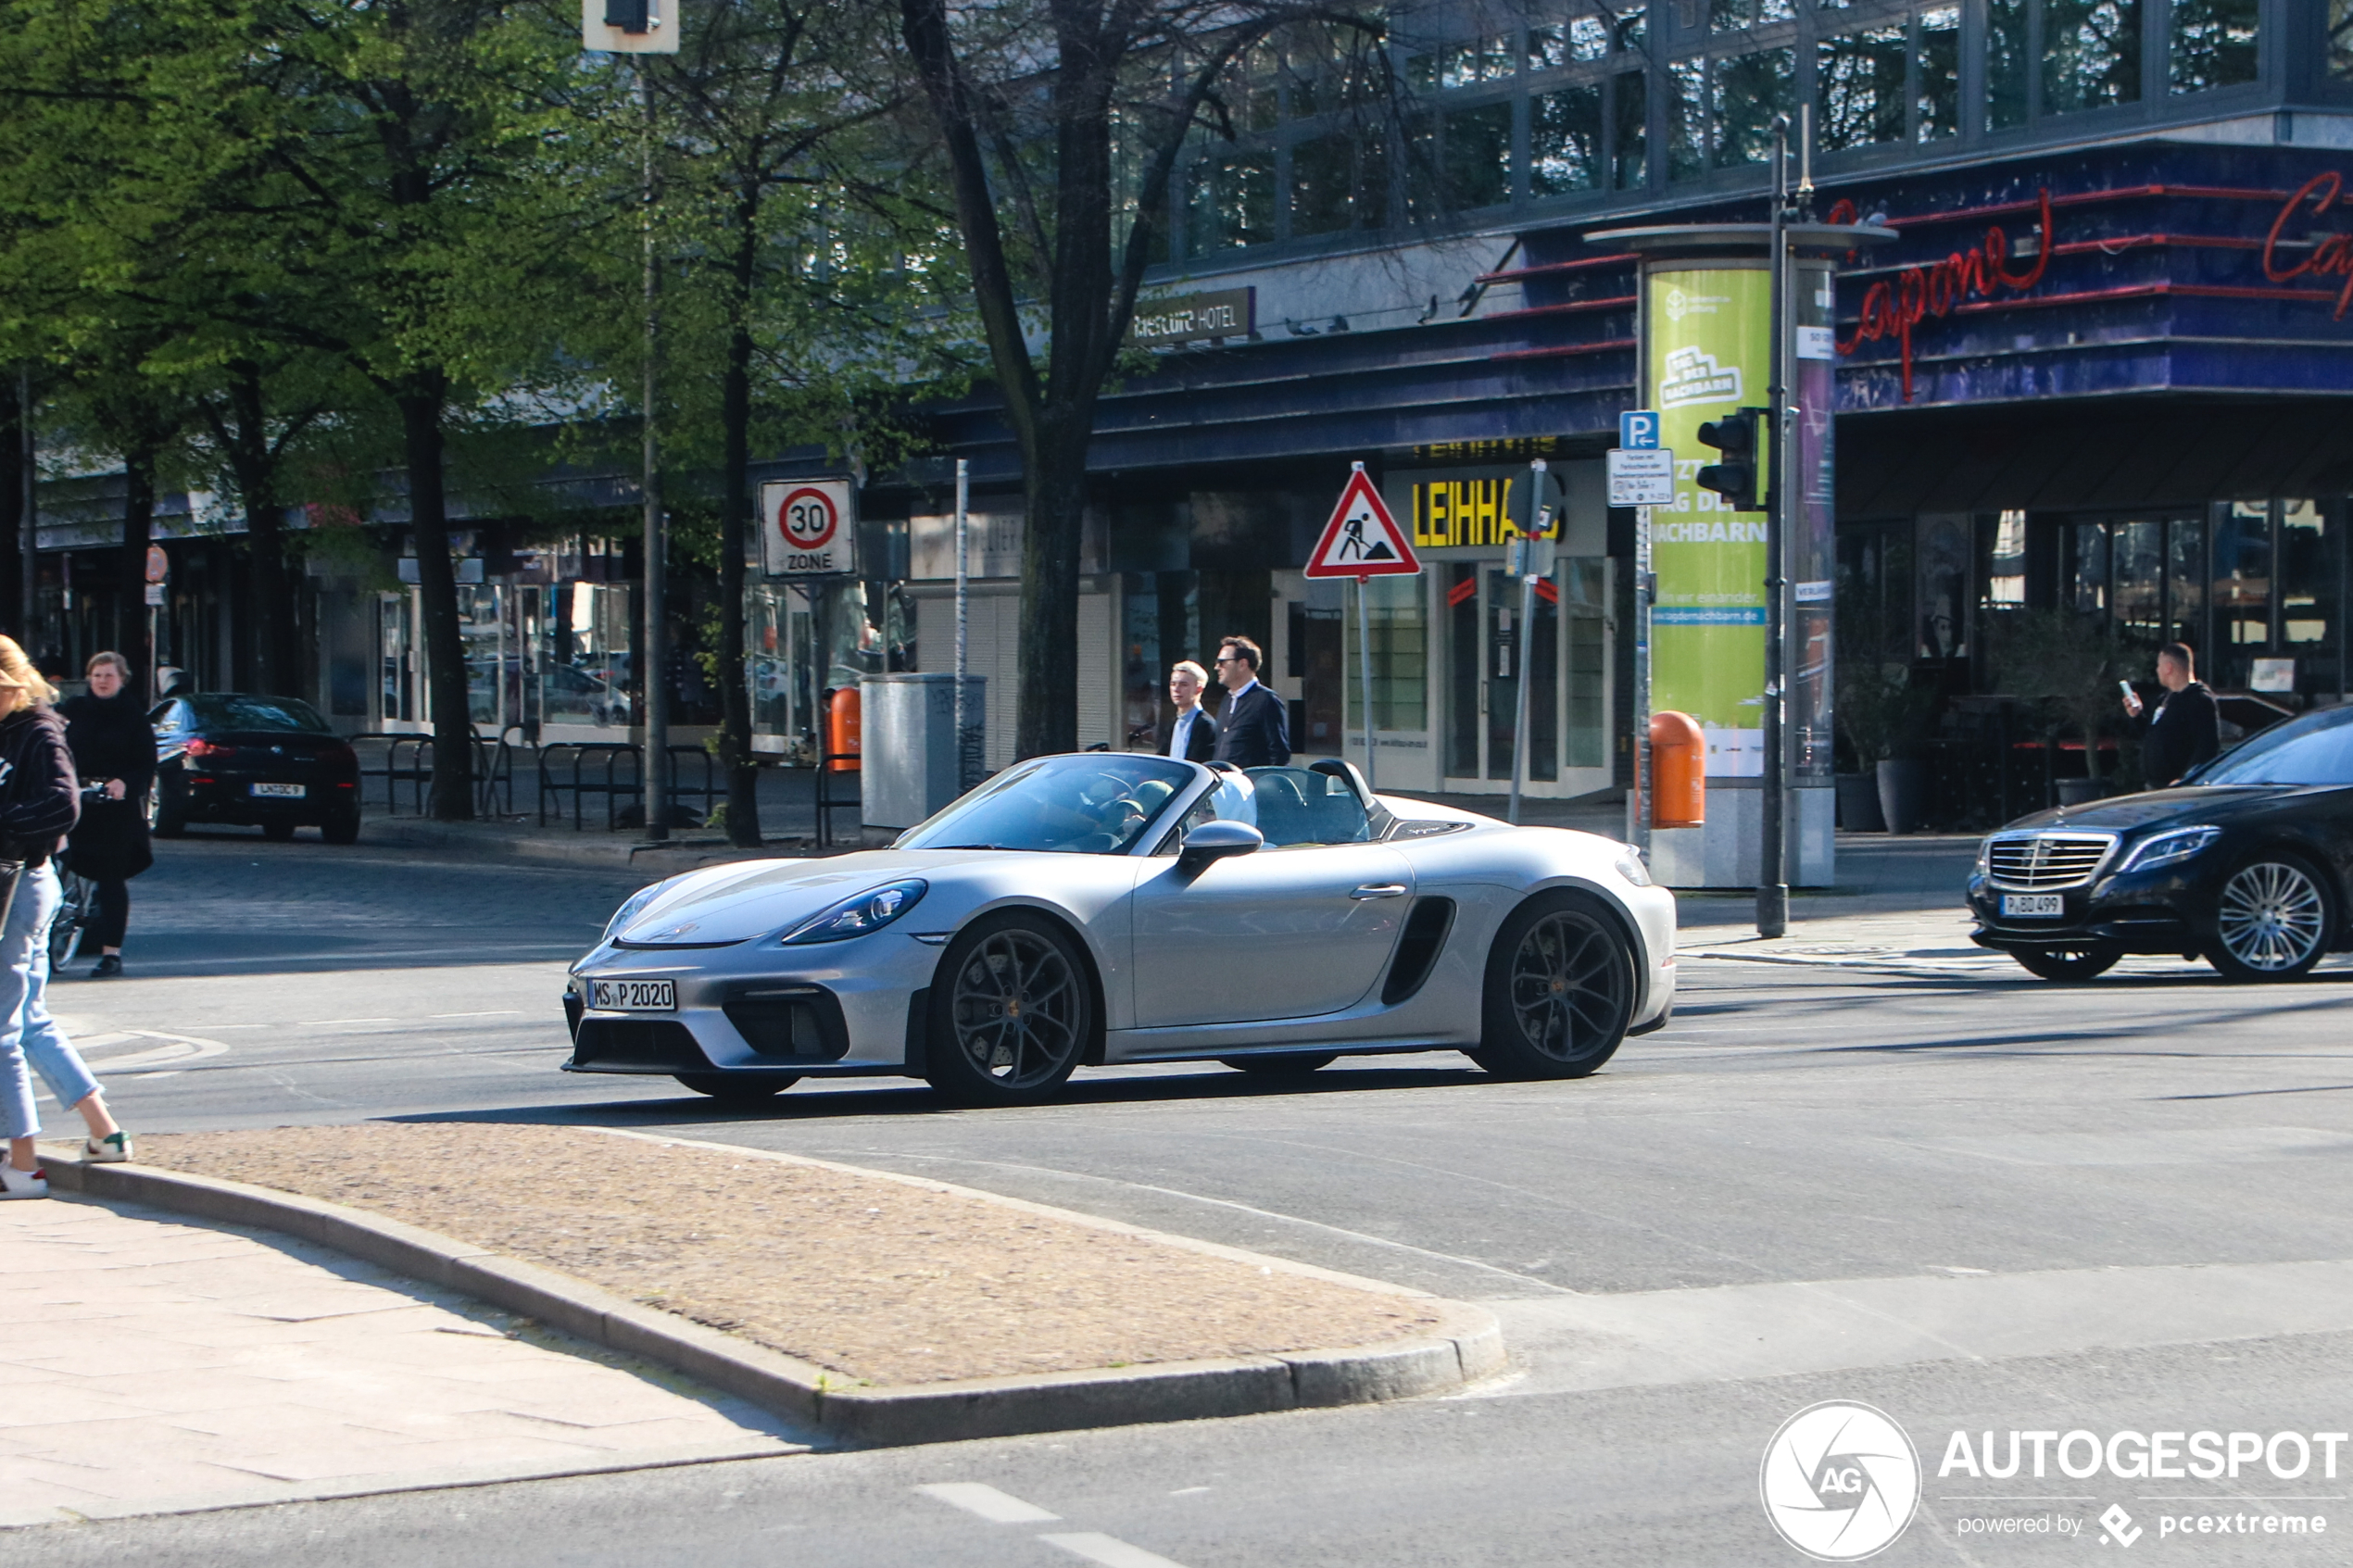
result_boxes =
[0,1164,48,1199]
[85,1132,132,1163]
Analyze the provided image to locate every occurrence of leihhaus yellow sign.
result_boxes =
[1395,471,1526,549]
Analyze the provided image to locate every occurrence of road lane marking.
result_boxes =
[81,1031,232,1073]
[1040,1532,1192,1568]
[861,1152,1577,1296]
[293,1018,396,1027]
[431,1010,522,1018]
[914,1482,1059,1523]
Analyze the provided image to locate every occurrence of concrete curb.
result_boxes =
[38,1153,1504,1449]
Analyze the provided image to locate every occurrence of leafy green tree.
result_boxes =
[644,0,959,843]
[895,0,1387,757]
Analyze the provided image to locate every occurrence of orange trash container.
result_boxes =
[826,686,862,771]
[1649,710,1705,829]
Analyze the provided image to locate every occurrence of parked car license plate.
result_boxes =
[2002,894,2065,919]
[250,782,306,798]
[591,978,675,1011]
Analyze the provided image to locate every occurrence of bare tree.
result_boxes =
[897,0,1384,758]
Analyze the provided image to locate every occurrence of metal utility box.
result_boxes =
[858,672,985,832]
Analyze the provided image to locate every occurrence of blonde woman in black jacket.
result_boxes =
[0,639,130,1199]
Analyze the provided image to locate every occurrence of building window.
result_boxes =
[1531,82,1605,193]
[1291,131,1388,235]
[1818,23,1907,150]
[2215,501,2272,680]
[1189,147,1277,250]
[1985,511,2028,607]
[2043,0,2142,113]
[1712,0,1795,31]
[2113,518,2165,643]
[2070,521,2110,614]
[1669,57,1710,178]
[1444,98,1516,208]
[1917,6,1960,139]
[1987,0,2031,127]
[2334,0,2353,81]
[1714,45,1797,168]
[2167,515,2206,649]
[2170,0,2259,92]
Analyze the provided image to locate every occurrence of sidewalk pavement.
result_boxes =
[0,1194,800,1529]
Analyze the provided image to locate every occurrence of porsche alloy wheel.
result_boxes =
[927,914,1094,1104]
[2209,855,2333,982]
[1472,891,1633,1080]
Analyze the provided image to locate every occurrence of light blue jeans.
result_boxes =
[0,865,97,1140]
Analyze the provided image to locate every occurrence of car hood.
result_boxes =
[1996,784,2333,835]
[612,848,1050,946]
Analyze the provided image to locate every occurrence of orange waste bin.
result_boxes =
[826,686,862,771]
[1649,710,1705,829]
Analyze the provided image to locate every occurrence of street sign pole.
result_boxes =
[1632,505,1654,859]
[952,458,970,789]
[1304,458,1421,792]
[1355,571,1376,790]
[1506,458,1547,827]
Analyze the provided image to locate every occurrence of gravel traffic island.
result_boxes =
[117,1123,1500,1443]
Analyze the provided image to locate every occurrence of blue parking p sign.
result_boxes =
[1619,409,1660,450]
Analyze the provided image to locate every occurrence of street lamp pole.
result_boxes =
[638,66,669,843]
[1758,115,1793,939]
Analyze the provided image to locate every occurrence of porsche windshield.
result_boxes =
[897,754,1194,855]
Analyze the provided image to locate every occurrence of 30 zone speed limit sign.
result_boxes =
[761,478,858,577]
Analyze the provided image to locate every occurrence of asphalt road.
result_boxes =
[28,831,2353,1565]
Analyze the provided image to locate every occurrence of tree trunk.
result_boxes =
[227,364,295,697]
[716,216,761,847]
[398,384,473,820]
[0,377,22,635]
[120,437,158,688]
[1013,409,1086,759]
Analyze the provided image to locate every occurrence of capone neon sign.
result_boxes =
[2263,172,2353,319]
[1828,189,2055,400]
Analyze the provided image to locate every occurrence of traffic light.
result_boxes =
[1695,408,1766,512]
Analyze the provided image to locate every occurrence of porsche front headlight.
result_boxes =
[1613,847,1653,887]
[777,879,928,945]
[600,882,667,942]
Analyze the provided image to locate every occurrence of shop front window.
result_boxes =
[2166,515,2206,649]
[2215,501,2272,688]
[1564,558,1608,771]
[2069,520,2110,615]
[2113,518,2164,644]
[546,583,635,729]
[1343,573,1428,734]
[2280,499,2339,695]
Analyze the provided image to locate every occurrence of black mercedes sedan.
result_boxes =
[1968,703,2353,983]
[149,694,362,843]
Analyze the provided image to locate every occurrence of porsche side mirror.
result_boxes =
[1178,820,1263,870]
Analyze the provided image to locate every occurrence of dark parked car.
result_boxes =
[149,694,361,844]
[1968,704,2353,982]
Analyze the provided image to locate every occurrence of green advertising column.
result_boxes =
[1645,264,1772,783]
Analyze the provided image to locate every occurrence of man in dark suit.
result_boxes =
[1211,635,1290,767]
[1157,660,1218,761]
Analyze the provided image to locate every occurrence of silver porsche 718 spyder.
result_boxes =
[562,754,1676,1106]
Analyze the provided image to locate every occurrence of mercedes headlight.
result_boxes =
[777,879,928,945]
[1613,848,1653,888]
[2118,826,2221,873]
[1973,838,1992,877]
[600,882,667,942]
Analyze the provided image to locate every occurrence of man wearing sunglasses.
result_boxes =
[1210,636,1290,769]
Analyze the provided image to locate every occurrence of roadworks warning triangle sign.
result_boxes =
[1306,467,1422,579]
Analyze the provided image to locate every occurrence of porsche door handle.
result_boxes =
[1351,884,1410,900]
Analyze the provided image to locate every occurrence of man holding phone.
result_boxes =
[2121,643,2220,789]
